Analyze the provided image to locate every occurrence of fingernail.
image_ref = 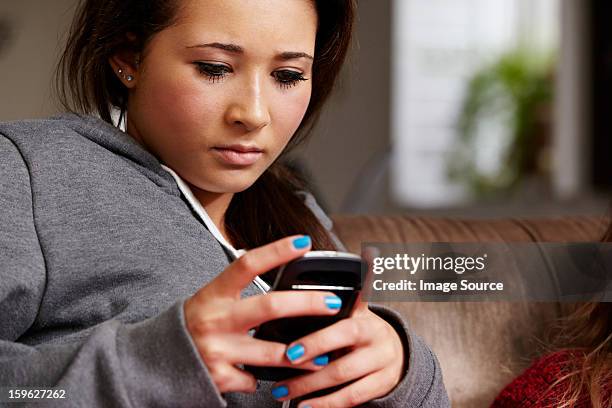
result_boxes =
[292,235,311,249]
[271,384,289,399]
[314,354,329,366]
[324,295,342,310]
[286,343,305,361]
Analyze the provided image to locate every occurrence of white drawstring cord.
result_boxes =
[163,165,286,405]
[161,165,271,294]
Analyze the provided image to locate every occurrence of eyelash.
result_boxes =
[194,62,308,89]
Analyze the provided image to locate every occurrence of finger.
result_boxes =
[209,363,258,394]
[272,347,384,402]
[354,289,369,314]
[212,235,311,296]
[230,290,342,331]
[221,335,329,371]
[193,333,328,372]
[296,367,398,408]
[358,246,380,313]
[361,245,380,266]
[284,316,380,365]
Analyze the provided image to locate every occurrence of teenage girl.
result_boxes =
[0,1,448,407]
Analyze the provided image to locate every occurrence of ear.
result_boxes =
[108,33,141,88]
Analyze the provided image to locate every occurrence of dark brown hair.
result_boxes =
[55,0,355,256]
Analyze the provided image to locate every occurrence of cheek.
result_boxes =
[136,68,223,149]
[270,87,312,146]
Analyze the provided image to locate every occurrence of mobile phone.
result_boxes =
[244,251,364,381]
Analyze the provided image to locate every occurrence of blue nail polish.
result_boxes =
[271,385,289,399]
[302,406,313,408]
[324,295,342,310]
[314,354,329,366]
[286,343,305,361]
[293,235,311,249]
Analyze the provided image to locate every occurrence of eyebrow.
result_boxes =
[186,42,314,61]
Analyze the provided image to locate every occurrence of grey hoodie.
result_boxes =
[0,113,449,407]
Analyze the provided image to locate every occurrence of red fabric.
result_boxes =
[491,350,611,408]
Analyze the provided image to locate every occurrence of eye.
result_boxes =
[272,69,308,89]
[194,62,232,83]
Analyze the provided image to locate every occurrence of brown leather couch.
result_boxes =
[332,214,608,408]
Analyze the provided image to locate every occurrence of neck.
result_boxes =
[190,186,235,246]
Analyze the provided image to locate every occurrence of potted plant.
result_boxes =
[448,50,554,198]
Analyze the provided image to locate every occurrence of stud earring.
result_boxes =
[117,68,134,83]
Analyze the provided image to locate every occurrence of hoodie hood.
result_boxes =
[50,111,181,196]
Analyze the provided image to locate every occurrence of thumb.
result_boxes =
[209,235,312,298]
[356,245,380,312]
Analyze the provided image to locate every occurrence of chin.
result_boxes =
[210,178,259,194]
[225,166,270,191]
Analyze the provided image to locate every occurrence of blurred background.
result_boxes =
[0,0,610,217]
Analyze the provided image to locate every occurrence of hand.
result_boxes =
[269,295,406,407]
[183,235,343,394]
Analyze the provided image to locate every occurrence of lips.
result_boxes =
[211,144,264,166]
[216,144,263,153]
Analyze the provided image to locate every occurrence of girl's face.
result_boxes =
[120,0,317,195]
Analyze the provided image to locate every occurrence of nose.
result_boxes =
[224,73,271,132]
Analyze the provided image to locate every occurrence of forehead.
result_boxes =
[165,0,318,53]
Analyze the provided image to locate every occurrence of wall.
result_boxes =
[0,1,77,120]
